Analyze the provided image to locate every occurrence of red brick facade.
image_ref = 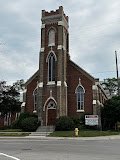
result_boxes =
[67,60,94,117]
[24,6,108,126]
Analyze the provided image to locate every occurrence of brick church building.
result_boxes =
[24,6,108,126]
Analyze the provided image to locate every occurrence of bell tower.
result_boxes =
[37,6,69,126]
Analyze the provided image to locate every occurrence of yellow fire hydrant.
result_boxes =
[75,128,79,137]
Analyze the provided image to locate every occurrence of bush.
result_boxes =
[20,117,39,132]
[11,112,39,129]
[55,116,74,131]
[11,112,31,129]
[71,117,81,127]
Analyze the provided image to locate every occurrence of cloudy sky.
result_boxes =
[0,0,120,84]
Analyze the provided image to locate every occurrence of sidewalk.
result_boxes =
[0,134,120,140]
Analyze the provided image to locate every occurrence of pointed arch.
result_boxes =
[46,52,57,82]
[46,51,57,62]
[75,83,85,111]
[43,97,57,111]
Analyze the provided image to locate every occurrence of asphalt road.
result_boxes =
[0,138,120,160]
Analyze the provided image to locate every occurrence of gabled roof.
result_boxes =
[69,60,95,82]
[25,70,39,86]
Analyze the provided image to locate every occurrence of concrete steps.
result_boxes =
[29,126,55,137]
[36,126,55,132]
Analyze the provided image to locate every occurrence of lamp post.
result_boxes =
[115,50,120,96]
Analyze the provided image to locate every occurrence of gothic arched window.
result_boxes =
[48,29,55,46]
[33,88,37,111]
[48,52,56,82]
[76,86,85,111]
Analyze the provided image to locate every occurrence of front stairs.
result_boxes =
[30,126,55,137]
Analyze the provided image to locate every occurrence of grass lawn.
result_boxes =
[0,129,30,136]
[0,129,22,132]
[0,132,30,136]
[49,130,120,137]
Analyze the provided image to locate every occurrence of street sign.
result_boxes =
[85,115,98,126]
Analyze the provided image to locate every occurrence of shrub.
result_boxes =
[55,116,74,131]
[20,117,39,132]
[11,112,31,129]
[11,112,39,129]
[71,117,81,127]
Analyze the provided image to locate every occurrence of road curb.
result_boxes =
[0,135,120,140]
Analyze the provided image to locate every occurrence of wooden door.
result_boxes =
[47,109,56,125]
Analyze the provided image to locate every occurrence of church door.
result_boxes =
[47,109,56,125]
[47,101,56,126]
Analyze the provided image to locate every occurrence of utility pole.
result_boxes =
[115,50,120,96]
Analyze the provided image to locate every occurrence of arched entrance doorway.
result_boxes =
[46,100,57,126]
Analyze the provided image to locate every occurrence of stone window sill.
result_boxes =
[47,81,55,85]
[76,110,84,112]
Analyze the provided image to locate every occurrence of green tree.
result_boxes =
[101,78,117,96]
[0,81,21,116]
[101,96,120,130]
[12,79,25,91]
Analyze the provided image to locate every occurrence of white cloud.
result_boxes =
[0,0,120,84]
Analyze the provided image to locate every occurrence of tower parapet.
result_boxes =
[41,6,69,29]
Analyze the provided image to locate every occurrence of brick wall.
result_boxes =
[67,60,94,117]
[25,75,38,113]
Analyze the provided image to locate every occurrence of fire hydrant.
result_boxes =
[75,128,79,137]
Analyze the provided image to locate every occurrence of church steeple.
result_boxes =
[39,6,69,84]
[37,6,69,125]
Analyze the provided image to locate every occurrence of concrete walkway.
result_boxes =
[0,134,120,140]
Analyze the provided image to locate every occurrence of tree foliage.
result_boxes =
[20,117,39,132]
[12,79,25,91]
[101,96,120,130]
[0,81,21,116]
[101,78,117,96]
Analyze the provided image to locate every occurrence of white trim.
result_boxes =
[64,81,67,87]
[47,52,56,82]
[40,48,44,52]
[38,82,43,88]
[75,81,85,111]
[92,85,98,90]
[57,45,66,51]
[97,100,101,105]
[75,84,85,93]
[47,81,55,85]
[57,81,61,86]
[58,21,64,26]
[46,51,57,62]
[41,24,45,28]
[33,88,37,111]
[43,97,57,111]
[48,43,55,47]
[58,20,69,30]
[48,28,55,47]
[57,45,62,50]
[93,100,97,105]
[33,110,37,114]
[33,87,38,95]
[77,110,85,112]
[21,102,26,107]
